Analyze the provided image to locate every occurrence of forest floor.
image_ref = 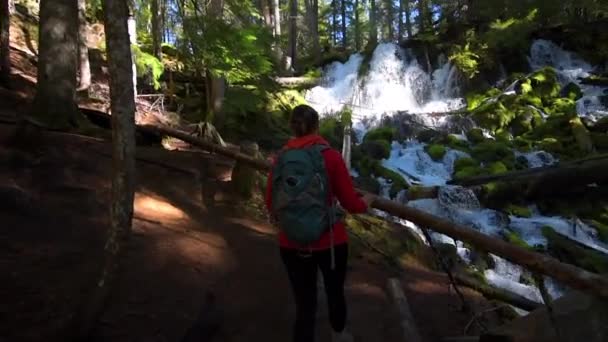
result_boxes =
[0,18,507,341]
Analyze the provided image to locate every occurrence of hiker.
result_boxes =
[265,104,374,342]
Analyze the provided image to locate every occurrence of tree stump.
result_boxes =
[231,141,261,199]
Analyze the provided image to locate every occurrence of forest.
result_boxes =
[1,0,608,341]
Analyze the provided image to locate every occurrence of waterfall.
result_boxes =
[306,40,608,304]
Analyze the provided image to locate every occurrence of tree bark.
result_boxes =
[76,0,135,337]
[340,0,346,47]
[206,0,226,125]
[305,0,320,64]
[272,0,281,37]
[150,0,161,60]
[77,0,91,91]
[404,0,412,38]
[369,0,377,44]
[261,0,272,28]
[331,0,337,46]
[0,0,10,86]
[127,11,137,95]
[398,0,403,41]
[288,0,297,71]
[385,0,393,41]
[354,0,360,50]
[30,0,82,129]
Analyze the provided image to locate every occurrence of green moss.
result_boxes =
[425,144,447,161]
[472,101,517,132]
[542,226,608,274]
[471,141,514,163]
[488,161,508,175]
[319,116,344,148]
[453,157,480,173]
[466,88,501,111]
[352,176,381,195]
[374,165,410,197]
[538,137,563,154]
[364,126,397,143]
[360,139,391,160]
[443,134,470,151]
[504,204,532,218]
[466,128,485,144]
[454,166,484,180]
[503,230,532,249]
[516,93,544,108]
[563,82,583,101]
[570,117,594,153]
[529,67,561,99]
[547,98,577,116]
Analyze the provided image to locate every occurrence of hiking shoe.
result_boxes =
[332,330,354,342]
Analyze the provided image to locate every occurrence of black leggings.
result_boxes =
[280,244,348,342]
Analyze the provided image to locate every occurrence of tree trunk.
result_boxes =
[404,0,412,38]
[76,0,135,337]
[272,0,281,37]
[331,0,337,46]
[150,0,161,60]
[385,0,393,41]
[417,0,425,32]
[305,0,320,64]
[354,0,360,50]
[0,0,10,86]
[340,0,346,47]
[288,0,297,71]
[127,11,137,95]
[77,0,91,91]
[369,0,377,44]
[206,0,226,125]
[398,0,403,41]
[30,0,82,129]
[261,0,272,28]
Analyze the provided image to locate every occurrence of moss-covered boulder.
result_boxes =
[454,165,484,180]
[562,82,583,101]
[546,98,577,116]
[488,161,508,175]
[319,116,345,148]
[442,134,470,151]
[454,157,480,173]
[502,230,532,249]
[374,165,410,198]
[510,107,542,137]
[416,129,443,143]
[472,100,517,132]
[466,128,486,144]
[364,126,397,143]
[471,141,514,163]
[425,144,447,161]
[360,140,391,160]
[569,117,594,153]
[538,137,564,154]
[529,67,561,99]
[504,204,532,218]
[352,176,381,195]
[466,88,502,111]
[542,226,608,274]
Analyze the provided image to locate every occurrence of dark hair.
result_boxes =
[289,105,319,137]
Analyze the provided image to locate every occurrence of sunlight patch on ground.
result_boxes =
[134,193,189,221]
[170,234,235,270]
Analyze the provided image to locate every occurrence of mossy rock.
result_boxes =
[453,157,480,173]
[416,129,443,143]
[468,248,496,272]
[569,117,594,153]
[537,137,564,154]
[562,82,583,101]
[466,88,501,111]
[442,134,470,151]
[471,101,517,132]
[529,67,561,99]
[542,226,608,274]
[352,176,381,195]
[319,116,344,149]
[502,230,532,249]
[425,144,447,161]
[471,141,514,163]
[360,139,391,160]
[466,128,485,144]
[374,165,409,198]
[487,161,508,175]
[510,107,540,137]
[546,98,577,116]
[364,126,397,143]
[435,243,463,270]
[454,165,484,180]
[513,136,533,152]
[356,156,380,178]
[530,115,573,139]
[516,93,544,108]
[504,204,532,218]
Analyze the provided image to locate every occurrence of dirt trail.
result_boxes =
[0,123,503,342]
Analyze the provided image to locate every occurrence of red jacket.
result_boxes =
[265,135,368,250]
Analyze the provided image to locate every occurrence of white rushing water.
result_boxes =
[306,41,608,304]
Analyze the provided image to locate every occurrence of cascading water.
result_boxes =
[306,41,608,307]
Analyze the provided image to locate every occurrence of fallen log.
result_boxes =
[142,123,608,300]
[448,154,608,195]
[275,77,320,87]
[453,272,542,312]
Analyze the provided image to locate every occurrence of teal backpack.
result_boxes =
[271,144,337,245]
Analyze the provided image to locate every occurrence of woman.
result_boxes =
[265,104,373,342]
